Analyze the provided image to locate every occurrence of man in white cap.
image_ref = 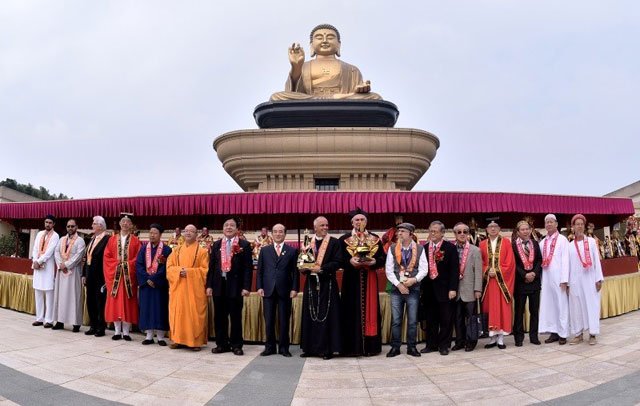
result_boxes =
[538,214,570,345]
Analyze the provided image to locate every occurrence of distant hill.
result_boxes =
[0,178,71,201]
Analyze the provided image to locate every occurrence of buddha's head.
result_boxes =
[310,23,341,57]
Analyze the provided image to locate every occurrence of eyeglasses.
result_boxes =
[455,230,469,235]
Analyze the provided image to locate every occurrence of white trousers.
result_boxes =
[34,289,54,323]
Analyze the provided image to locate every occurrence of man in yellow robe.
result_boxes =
[166,224,210,351]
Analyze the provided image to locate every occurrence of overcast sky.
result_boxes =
[1,1,638,199]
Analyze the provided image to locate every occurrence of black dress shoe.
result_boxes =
[51,322,64,330]
[545,333,559,343]
[32,321,43,327]
[300,352,310,358]
[451,343,465,351]
[559,337,567,345]
[530,339,541,345]
[439,349,449,356]
[497,344,507,350]
[464,345,475,352]
[85,328,97,335]
[212,346,231,354]
[261,349,275,356]
[515,341,523,347]
[420,346,437,354]
[122,335,132,341]
[142,339,155,345]
[157,340,167,346]
[406,347,421,357]
[280,350,292,357]
[94,330,105,337]
[72,325,80,333]
[386,347,401,358]
[112,334,122,341]
[484,342,497,349]
[322,353,333,360]
[43,323,53,328]
[232,348,244,356]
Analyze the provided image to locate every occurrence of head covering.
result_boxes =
[487,220,499,227]
[149,223,164,233]
[45,214,56,222]
[119,212,134,222]
[544,214,557,222]
[396,222,415,233]
[348,207,368,220]
[516,220,530,230]
[571,214,587,225]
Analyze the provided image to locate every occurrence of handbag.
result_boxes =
[466,299,488,341]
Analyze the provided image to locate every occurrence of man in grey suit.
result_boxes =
[257,224,299,357]
[451,222,484,352]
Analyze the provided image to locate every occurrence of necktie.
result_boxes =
[276,244,281,256]
[226,239,231,256]
[523,240,530,256]
[401,248,410,267]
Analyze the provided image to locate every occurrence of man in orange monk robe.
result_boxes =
[103,213,142,341]
[166,224,210,351]
[480,220,515,349]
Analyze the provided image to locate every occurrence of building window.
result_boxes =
[315,178,339,191]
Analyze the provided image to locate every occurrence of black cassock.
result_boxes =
[300,237,343,356]
[339,232,385,356]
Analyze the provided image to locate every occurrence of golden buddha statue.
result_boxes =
[270,24,382,101]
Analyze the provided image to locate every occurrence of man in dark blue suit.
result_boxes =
[207,216,253,356]
[257,224,299,357]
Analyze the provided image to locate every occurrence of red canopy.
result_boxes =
[0,191,633,230]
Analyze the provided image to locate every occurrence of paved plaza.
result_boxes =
[1,307,640,405]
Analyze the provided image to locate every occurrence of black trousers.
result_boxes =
[263,290,292,351]
[424,296,454,351]
[513,290,540,343]
[213,280,244,349]
[453,300,477,347]
[86,281,106,332]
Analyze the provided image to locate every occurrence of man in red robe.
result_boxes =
[103,213,142,341]
[480,220,515,349]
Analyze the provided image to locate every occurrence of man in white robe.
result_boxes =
[52,219,86,332]
[538,214,570,345]
[568,214,604,345]
[31,215,60,328]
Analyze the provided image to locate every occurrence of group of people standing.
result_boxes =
[29,210,604,358]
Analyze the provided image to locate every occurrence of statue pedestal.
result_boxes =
[214,127,439,192]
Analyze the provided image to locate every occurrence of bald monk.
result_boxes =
[166,224,210,351]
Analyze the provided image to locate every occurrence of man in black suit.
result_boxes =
[512,220,543,346]
[257,224,299,357]
[207,216,253,355]
[82,215,110,337]
[421,221,460,355]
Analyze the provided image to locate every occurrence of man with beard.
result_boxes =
[31,215,60,328]
[538,214,570,345]
[52,219,86,332]
[339,208,385,357]
[299,216,342,359]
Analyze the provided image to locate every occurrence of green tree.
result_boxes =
[0,178,70,200]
